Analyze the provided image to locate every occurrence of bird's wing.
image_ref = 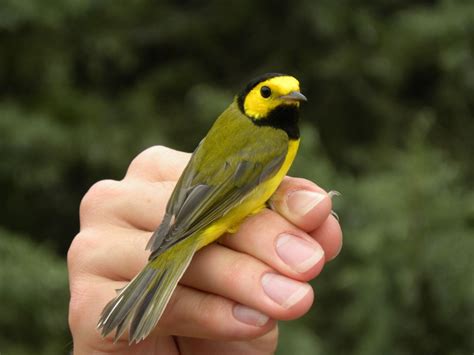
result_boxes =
[146,131,288,259]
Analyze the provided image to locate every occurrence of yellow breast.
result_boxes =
[196,139,300,248]
[261,138,300,199]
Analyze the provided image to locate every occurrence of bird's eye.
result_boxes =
[260,86,272,98]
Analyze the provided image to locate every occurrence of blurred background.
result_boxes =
[1,0,473,354]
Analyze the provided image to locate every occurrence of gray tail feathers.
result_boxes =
[97,242,197,344]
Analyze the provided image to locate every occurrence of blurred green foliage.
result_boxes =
[0,228,69,354]
[1,0,473,354]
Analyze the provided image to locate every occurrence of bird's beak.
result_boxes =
[279,91,308,102]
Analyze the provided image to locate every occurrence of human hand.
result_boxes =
[68,146,343,354]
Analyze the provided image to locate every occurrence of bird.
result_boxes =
[97,72,307,344]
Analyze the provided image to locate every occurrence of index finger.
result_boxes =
[125,145,191,182]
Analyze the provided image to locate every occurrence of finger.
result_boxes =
[176,324,279,354]
[125,145,190,182]
[71,279,277,345]
[75,225,314,322]
[69,226,150,281]
[76,216,342,293]
[158,285,277,340]
[310,215,343,262]
[78,207,324,284]
[77,212,338,284]
[75,227,314,321]
[80,179,173,231]
[270,176,333,232]
[219,209,326,279]
[181,243,314,321]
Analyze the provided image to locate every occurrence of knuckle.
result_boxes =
[79,179,121,219]
[67,231,100,275]
[128,145,169,177]
[68,234,104,334]
[194,293,227,330]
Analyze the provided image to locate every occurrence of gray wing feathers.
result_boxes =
[145,163,197,254]
[176,184,213,223]
[147,150,287,259]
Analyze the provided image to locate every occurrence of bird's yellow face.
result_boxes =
[238,75,306,120]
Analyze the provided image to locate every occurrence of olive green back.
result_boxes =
[147,101,289,258]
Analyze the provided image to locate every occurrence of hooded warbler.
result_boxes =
[98,73,307,343]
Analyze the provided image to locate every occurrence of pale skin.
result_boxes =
[68,146,343,355]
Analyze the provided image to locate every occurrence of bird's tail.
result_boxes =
[97,239,198,344]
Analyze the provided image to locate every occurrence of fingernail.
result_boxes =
[233,304,269,327]
[276,233,324,273]
[287,190,326,217]
[261,273,311,309]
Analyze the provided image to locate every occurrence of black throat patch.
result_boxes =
[252,105,300,140]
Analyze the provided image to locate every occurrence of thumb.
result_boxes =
[269,177,333,232]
